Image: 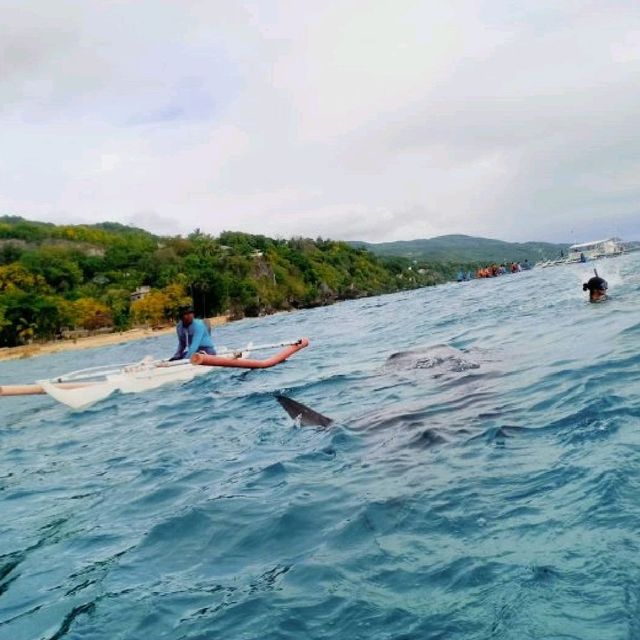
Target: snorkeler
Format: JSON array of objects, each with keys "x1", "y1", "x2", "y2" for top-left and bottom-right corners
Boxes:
[{"x1": 583, "y1": 270, "x2": 608, "y2": 302}]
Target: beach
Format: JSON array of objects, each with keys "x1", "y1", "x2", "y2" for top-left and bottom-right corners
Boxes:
[{"x1": 0, "y1": 316, "x2": 230, "y2": 362}]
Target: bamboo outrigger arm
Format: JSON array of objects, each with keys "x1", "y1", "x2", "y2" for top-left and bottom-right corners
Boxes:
[{"x1": 0, "y1": 382, "x2": 97, "y2": 397}]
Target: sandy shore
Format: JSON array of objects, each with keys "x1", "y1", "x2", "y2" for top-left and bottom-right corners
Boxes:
[{"x1": 0, "y1": 316, "x2": 230, "y2": 362}]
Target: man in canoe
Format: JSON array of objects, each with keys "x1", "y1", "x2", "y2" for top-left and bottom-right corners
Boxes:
[{"x1": 169, "y1": 305, "x2": 216, "y2": 361}]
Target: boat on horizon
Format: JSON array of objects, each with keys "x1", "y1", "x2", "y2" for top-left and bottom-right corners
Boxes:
[{"x1": 538, "y1": 237, "x2": 626, "y2": 268}]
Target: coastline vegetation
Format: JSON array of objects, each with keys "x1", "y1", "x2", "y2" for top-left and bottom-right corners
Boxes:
[{"x1": 0, "y1": 216, "x2": 474, "y2": 347}]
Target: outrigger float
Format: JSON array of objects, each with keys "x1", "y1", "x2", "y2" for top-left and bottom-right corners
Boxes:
[{"x1": 0, "y1": 338, "x2": 309, "y2": 410}]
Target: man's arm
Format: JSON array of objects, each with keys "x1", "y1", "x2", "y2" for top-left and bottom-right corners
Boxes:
[{"x1": 170, "y1": 325, "x2": 187, "y2": 360}]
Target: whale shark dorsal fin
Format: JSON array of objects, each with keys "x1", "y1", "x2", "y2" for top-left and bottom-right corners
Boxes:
[{"x1": 275, "y1": 394, "x2": 333, "y2": 428}]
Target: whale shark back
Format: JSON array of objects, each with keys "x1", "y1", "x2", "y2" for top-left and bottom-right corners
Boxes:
[{"x1": 384, "y1": 344, "x2": 480, "y2": 374}]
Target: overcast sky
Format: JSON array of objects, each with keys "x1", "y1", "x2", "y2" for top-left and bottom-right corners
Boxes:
[{"x1": 1, "y1": 1, "x2": 639, "y2": 243}]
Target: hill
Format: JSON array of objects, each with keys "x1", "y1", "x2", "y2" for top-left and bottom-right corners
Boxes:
[
  {"x1": 0, "y1": 216, "x2": 455, "y2": 347},
  {"x1": 349, "y1": 234, "x2": 568, "y2": 264}
]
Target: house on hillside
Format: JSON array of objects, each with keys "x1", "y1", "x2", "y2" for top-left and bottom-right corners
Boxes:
[{"x1": 130, "y1": 286, "x2": 151, "y2": 302}]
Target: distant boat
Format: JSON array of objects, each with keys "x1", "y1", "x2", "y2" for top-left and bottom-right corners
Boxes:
[
  {"x1": 568, "y1": 237, "x2": 625, "y2": 261},
  {"x1": 538, "y1": 237, "x2": 625, "y2": 268}
]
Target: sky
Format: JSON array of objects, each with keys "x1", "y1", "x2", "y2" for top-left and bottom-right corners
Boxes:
[{"x1": 1, "y1": 0, "x2": 639, "y2": 243}]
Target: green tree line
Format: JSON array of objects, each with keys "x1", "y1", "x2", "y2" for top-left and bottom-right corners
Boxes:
[{"x1": 0, "y1": 216, "x2": 472, "y2": 347}]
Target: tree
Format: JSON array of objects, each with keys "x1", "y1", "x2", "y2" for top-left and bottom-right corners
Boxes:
[
  {"x1": 184, "y1": 254, "x2": 228, "y2": 317},
  {"x1": 104, "y1": 288, "x2": 131, "y2": 330},
  {"x1": 0, "y1": 264, "x2": 49, "y2": 293},
  {"x1": 162, "y1": 282, "x2": 191, "y2": 318},
  {"x1": 0, "y1": 304, "x2": 10, "y2": 335},
  {"x1": 19, "y1": 247, "x2": 83, "y2": 292},
  {"x1": 0, "y1": 242, "x2": 24, "y2": 265},
  {"x1": 0, "y1": 292, "x2": 71, "y2": 346},
  {"x1": 131, "y1": 290, "x2": 170, "y2": 326},
  {"x1": 73, "y1": 298, "x2": 112, "y2": 331},
  {"x1": 227, "y1": 277, "x2": 259, "y2": 317}
]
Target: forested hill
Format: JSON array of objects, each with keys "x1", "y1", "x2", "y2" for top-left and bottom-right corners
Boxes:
[
  {"x1": 0, "y1": 216, "x2": 465, "y2": 347},
  {"x1": 350, "y1": 234, "x2": 568, "y2": 263}
]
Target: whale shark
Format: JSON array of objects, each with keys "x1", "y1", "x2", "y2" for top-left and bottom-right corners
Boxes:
[
  {"x1": 276, "y1": 344, "x2": 496, "y2": 431},
  {"x1": 382, "y1": 343, "x2": 481, "y2": 377}
]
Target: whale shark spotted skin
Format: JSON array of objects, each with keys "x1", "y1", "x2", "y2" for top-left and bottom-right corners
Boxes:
[{"x1": 383, "y1": 344, "x2": 481, "y2": 376}]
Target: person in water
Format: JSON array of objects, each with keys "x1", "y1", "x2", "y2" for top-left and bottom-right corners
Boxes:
[
  {"x1": 583, "y1": 275, "x2": 608, "y2": 302},
  {"x1": 169, "y1": 305, "x2": 216, "y2": 360}
]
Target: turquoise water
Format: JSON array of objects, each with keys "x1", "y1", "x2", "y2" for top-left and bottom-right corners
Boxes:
[{"x1": 2, "y1": 255, "x2": 640, "y2": 640}]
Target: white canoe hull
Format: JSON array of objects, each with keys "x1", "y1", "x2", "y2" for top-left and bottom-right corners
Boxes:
[{"x1": 38, "y1": 361, "x2": 214, "y2": 410}]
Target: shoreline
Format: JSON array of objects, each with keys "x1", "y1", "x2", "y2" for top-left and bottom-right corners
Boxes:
[
  {"x1": 0, "y1": 279, "x2": 459, "y2": 364},
  {"x1": 0, "y1": 316, "x2": 230, "y2": 362}
]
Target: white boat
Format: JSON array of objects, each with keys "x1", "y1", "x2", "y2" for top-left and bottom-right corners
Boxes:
[
  {"x1": 0, "y1": 339, "x2": 309, "y2": 410},
  {"x1": 537, "y1": 237, "x2": 626, "y2": 268},
  {"x1": 568, "y1": 237, "x2": 625, "y2": 261}
]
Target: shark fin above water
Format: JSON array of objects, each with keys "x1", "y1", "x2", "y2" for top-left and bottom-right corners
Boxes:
[{"x1": 275, "y1": 394, "x2": 334, "y2": 427}]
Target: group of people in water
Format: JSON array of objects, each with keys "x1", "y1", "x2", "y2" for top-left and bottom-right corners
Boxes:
[
  {"x1": 457, "y1": 259, "x2": 532, "y2": 282},
  {"x1": 475, "y1": 259, "x2": 533, "y2": 279}
]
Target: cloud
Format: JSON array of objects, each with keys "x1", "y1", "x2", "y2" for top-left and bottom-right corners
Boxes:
[{"x1": 1, "y1": 0, "x2": 639, "y2": 242}]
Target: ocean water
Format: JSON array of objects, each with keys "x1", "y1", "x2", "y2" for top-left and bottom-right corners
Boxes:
[{"x1": 2, "y1": 255, "x2": 640, "y2": 640}]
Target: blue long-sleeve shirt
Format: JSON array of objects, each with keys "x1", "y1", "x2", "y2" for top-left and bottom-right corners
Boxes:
[{"x1": 172, "y1": 319, "x2": 215, "y2": 360}]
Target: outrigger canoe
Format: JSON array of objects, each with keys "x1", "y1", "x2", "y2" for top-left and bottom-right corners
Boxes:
[{"x1": 0, "y1": 338, "x2": 309, "y2": 410}]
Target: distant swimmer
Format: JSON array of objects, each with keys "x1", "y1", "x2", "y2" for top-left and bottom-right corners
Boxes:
[
  {"x1": 169, "y1": 305, "x2": 216, "y2": 361},
  {"x1": 583, "y1": 270, "x2": 608, "y2": 303}
]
